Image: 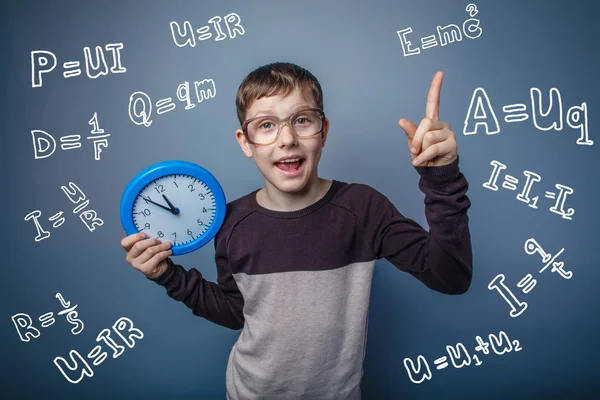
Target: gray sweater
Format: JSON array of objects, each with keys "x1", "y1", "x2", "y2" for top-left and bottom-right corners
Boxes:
[{"x1": 151, "y1": 156, "x2": 473, "y2": 399}]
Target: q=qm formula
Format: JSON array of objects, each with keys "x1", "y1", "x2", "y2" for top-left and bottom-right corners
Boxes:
[{"x1": 128, "y1": 78, "x2": 216, "y2": 127}]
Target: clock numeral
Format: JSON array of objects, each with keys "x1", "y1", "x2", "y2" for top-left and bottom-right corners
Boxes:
[
  {"x1": 157, "y1": 231, "x2": 164, "y2": 238},
  {"x1": 198, "y1": 193, "x2": 205, "y2": 200},
  {"x1": 202, "y1": 207, "x2": 208, "y2": 213},
  {"x1": 172, "y1": 232, "x2": 177, "y2": 243},
  {"x1": 187, "y1": 229, "x2": 193, "y2": 237},
  {"x1": 143, "y1": 196, "x2": 152, "y2": 204},
  {"x1": 154, "y1": 184, "x2": 165, "y2": 195},
  {"x1": 188, "y1": 184, "x2": 195, "y2": 192},
  {"x1": 173, "y1": 181, "x2": 179, "y2": 188},
  {"x1": 144, "y1": 223, "x2": 150, "y2": 230},
  {"x1": 138, "y1": 209, "x2": 151, "y2": 217},
  {"x1": 197, "y1": 219, "x2": 204, "y2": 226}
]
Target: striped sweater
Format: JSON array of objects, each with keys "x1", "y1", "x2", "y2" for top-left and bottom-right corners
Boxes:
[{"x1": 151, "y1": 155, "x2": 473, "y2": 399}]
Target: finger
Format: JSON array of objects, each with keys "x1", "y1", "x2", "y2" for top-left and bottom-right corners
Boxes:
[
  {"x1": 399, "y1": 118, "x2": 418, "y2": 139},
  {"x1": 426, "y1": 71, "x2": 444, "y2": 120},
  {"x1": 132, "y1": 240, "x2": 172, "y2": 268},
  {"x1": 128, "y1": 237, "x2": 161, "y2": 261},
  {"x1": 421, "y1": 129, "x2": 452, "y2": 152},
  {"x1": 399, "y1": 118, "x2": 419, "y2": 155},
  {"x1": 121, "y1": 232, "x2": 146, "y2": 252},
  {"x1": 140, "y1": 249, "x2": 172, "y2": 275},
  {"x1": 412, "y1": 139, "x2": 453, "y2": 166},
  {"x1": 411, "y1": 118, "x2": 445, "y2": 154}
]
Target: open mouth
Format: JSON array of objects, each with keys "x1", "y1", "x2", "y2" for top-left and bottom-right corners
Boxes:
[{"x1": 274, "y1": 158, "x2": 305, "y2": 172}]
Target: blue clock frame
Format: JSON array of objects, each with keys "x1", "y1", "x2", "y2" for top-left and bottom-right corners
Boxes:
[{"x1": 120, "y1": 160, "x2": 227, "y2": 255}]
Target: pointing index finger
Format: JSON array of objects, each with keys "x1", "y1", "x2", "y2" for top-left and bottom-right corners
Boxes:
[{"x1": 426, "y1": 71, "x2": 444, "y2": 120}]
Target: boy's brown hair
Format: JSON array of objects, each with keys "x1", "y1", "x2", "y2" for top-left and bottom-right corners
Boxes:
[{"x1": 235, "y1": 62, "x2": 324, "y2": 126}]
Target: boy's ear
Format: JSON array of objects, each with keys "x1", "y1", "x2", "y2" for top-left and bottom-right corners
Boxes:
[
  {"x1": 235, "y1": 129, "x2": 254, "y2": 158},
  {"x1": 321, "y1": 118, "x2": 330, "y2": 148}
]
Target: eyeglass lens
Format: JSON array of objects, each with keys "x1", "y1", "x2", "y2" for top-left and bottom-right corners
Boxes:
[{"x1": 247, "y1": 110, "x2": 322, "y2": 144}]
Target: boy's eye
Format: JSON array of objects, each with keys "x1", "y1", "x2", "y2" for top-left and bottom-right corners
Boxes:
[
  {"x1": 294, "y1": 117, "x2": 310, "y2": 125},
  {"x1": 259, "y1": 122, "x2": 274, "y2": 129}
]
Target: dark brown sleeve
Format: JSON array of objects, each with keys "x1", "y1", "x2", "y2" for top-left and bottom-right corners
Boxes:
[
  {"x1": 361, "y1": 155, "x2": 473, "y2": 294},
  {"x1": 149, "y1": 228, "x2": 245, "y2": 330}
]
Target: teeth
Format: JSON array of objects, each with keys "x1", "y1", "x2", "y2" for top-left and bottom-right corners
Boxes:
[{"x1": 278, "y1": 158, "x2": 301, "y2": 163}]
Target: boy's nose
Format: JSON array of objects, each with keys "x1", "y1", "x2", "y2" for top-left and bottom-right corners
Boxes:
[{"x1": 277, "y1": 124, "x2": 298, "y2": 145}]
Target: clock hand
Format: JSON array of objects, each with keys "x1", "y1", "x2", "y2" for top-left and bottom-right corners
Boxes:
[
  {"x1": 141, "y1": 196, "x2": 175, "y2": 214},
  {"x1": 162, "y1": 194, "x2": 180, "y2": 215}
]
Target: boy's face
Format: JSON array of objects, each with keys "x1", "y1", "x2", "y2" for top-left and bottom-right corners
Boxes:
[{"x1": 235, "y1": 86, "x2": 329, "y2": 195}]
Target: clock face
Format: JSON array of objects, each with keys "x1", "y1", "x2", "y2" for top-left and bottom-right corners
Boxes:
[{"x1": 132, "y1": 174, "x2": 216, "y2": 246}]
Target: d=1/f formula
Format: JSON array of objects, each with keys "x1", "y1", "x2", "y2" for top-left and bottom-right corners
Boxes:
[{"x1": 31, "y1": 112, "x2": 110, "y2": 161}]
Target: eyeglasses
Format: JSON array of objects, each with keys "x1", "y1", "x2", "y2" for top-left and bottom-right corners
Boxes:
[{"x1": 242, "y1": 108, "x2": 325, "y2": 145}]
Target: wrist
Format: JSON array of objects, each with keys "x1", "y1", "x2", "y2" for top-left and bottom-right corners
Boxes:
[{"x1": 147, "y1": 259, "x2": 171, "y2": 282}]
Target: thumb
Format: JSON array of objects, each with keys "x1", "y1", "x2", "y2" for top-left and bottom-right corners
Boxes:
[
  {"x1": 399, "y1": 118, "x2": 418, "y2": 156},
  {"x1": 399, "y1": 118, "x2": 418, "y2": 139}
]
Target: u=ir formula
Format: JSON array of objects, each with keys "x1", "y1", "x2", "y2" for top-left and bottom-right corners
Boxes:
[
  {"x1": 31, "y1": 112, "x2": 110, "y2": 161},
  {"x1": 170, "y1": 13, "x2": 245, "y2": 48}
]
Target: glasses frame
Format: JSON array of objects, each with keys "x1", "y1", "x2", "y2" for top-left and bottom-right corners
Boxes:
[{"x1": 241, "y1": 108, "x2": 326, "y2": 146}]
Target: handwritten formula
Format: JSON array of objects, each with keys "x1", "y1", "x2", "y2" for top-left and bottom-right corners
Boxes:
[
  {"x1": 170, "y1": 13, "x2": 245, "y2": 48},
  {"x1": 24, "y1": 182, "x2": 104, "y2": 242},
  {"x1": 128, "y1": 79, "x2": 216, "y2": 127},
  {"x1": 54, "y1": 317, "x2": 143, "y2": 384},
  {"x1": 12, "y1": 293, "x2": 84, "y2": 341},
  {"x1": 397, "y1": 3, "x2": 482, "y2": 57},
  {"x1": 31, "y1": 43, "x2": 126, "y2": 88},
  {"x1": 403, "y1": 330, "x2": 522, "y2": 384},
  {"x1": 11, "y1": 293, "x2": 143, "y2": 384},
  {"x1": 489, "y1": 237, "x2": 572, "y2": 318},
  {"x1": 31, "y1": 112, "x2": 110, "y2": 161},
  {"x1": 464, "y1": 87, "x2": 592, "y2": 146},
  {"x1": 483, "y1": 159, "x2": 575, "y2": 220}
]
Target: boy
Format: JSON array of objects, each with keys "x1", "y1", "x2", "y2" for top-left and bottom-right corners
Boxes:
[{"x1": 121, "y1": 62, "x2": 472, "y2": 399}]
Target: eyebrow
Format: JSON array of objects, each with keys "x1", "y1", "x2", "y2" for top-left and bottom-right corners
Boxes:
[{"x1": 250, "y1": 104, "x2": 313, "y2": 119}]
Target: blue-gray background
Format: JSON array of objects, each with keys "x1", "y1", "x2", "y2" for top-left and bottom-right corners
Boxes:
[{"x1": 3, "y1": 0, "x2": 599, "y2": 398}]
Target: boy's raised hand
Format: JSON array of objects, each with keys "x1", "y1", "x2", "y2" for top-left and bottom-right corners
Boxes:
[
  {"x1": 398, "y1": 71, "x2": 458, "y2": 167},
  {"x1": 121, "y1": 232, "x2": 172, "y2": 279}
]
